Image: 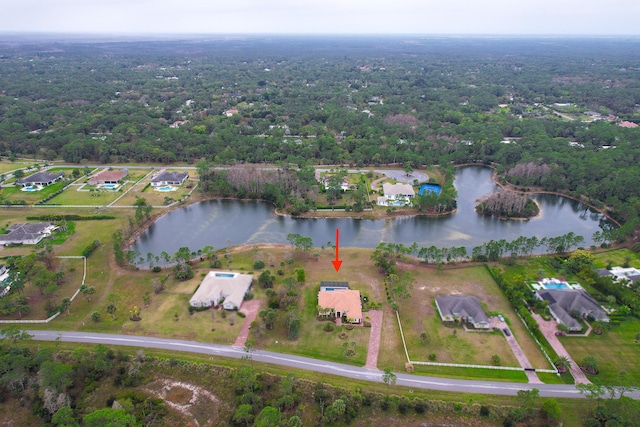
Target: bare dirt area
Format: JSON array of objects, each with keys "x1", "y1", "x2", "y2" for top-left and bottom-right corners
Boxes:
[{"x1": 145, "y1": 379, "x2": 221, "y2": 427}]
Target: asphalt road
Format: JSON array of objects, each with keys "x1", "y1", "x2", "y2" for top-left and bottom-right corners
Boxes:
[{"x1": 28, "y1": 330, "x2": 636, "y2": 399}]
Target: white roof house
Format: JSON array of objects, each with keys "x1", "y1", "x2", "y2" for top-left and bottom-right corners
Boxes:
[
  {"x1": 189, "y1": 271, "x2": 253, "y2": 310},
  {"x1": 382, "y1": 183, "x2": 415, "y2": 199}
]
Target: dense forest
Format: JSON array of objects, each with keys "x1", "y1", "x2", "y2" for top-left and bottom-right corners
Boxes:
[{"x1": 1, "y1": 36, "x2": 640, "y2": 226}]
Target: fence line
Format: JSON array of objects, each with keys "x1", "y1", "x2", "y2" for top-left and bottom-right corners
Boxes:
[
  {"x1": 0, "y1": 256, "x2": 87, "y2": 325},
  {"x1": 514, "y1": 310, "x2": 558, "y2": 373},
  {"x1": 395, "y1": 310, "x2": 411, "y2": 363}
]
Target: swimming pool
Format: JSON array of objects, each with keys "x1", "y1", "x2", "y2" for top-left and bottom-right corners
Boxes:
[
  {"x1": 157, "y1": 186, "x2": 176, "y2": 192},
  {"x1": 215, "y1": 273, "x2": 236, "y2": 278},
  {"x1": 22, "y1": 186, "x2": 39, "y2": 192},
  {"x1": 542, "y1": 280, "x2": 571, "y2": 290},
  {"x1": 418, "y1": 183, "x2": 441, "y2": 196},
  {"x1": 101, "y1": 184, "x2": 118, "y2": 190}
]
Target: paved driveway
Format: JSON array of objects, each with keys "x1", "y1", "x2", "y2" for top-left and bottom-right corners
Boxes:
[
  {"x1": 533, "y1": 313, "x2": 591, "y2": 384},
  {"x1": 491, "y1": 317, "x2": 542, "y2": 384},
  {"x1": 233, "y1": 300, "x2": 261, "y2": 348},
  {"x1": 364, "y1": 310, "x2": 383, "y2": 369}
]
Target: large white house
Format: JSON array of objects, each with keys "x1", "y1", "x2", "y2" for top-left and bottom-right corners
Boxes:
[
  {"x1": 0, "y1": 223, "x2": 57, "y2": 245},
  {"x1": 377, "y1": 182, "x2": 415, "y2": 206},
  {"x1": 189, "y1": 271, "x2": 253, "y2": 310}
]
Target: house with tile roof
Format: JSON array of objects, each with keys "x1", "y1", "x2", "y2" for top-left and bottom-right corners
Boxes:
[
  {"x1": 88, "y1": 169, "x2": 127, "y2": 185},
  {"x1": 318, "y1": 288, "x2": 362, "y2": 324},
  {"x1": 435, "y1": 295, "x2": 490, "y2": 329},
  {"x1": 535, "y1": 289, "x2": 609, "y2": 332}
]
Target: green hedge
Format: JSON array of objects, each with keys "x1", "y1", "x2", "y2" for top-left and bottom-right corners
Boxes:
[{"x1": 27, "y1": 214, "x2": 116, "y2": 221}]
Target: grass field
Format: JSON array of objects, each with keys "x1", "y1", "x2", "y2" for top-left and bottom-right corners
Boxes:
[
  {"x1": 559, "y1": 317, "x2": 640, "y2": 384},
  {"x1": 0, "y1": 179, "x2": 68, "y2": 204}
]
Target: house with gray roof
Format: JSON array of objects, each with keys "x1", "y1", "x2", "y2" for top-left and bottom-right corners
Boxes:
[
  {"x1": 16, "y1": 171, "x2": 63, "y2": 187},
  {"x1": 535, "y1": 289, "x2": 609, "y2": 332},
  {"x1": 435, "y1": 295, "x2": 490, "y2": 329},
  {"x1": 0, "y1": 223, "x2": 57, "y2": 245},
  {"x1": 151, "y1": 171, "x2": 189, "y2": 187}
]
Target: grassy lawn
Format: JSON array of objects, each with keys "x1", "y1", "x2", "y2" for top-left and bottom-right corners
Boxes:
[
  {"x1": 559, "y1": 317, "x2": 640, "y2": 384},
  {"x1": 0, "y1": 162, "x2": 36, "y2": 174},
  {"x1": 591, "y1": 248, "x2": 640, "y2": 268},
  {"x1": 44, "y1": 185, "x2": 123, "y2": 206}
]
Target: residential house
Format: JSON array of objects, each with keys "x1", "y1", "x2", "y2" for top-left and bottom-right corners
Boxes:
[
  {"x1": 16, "y1": 171, "x2": 63, "y2": 187},
  {"x1": 0, "y1": 223, "x2": 57, "y2": 245},
  {"x1": 318, "y1": 287, "x2": 362, "y2": 324},
  {"x1": 535, "y1": 289, "x2": 609, "y2": 332},
  {"x1": 189, "y1": 271, "x2": 253, "y2": 310},
  {"x1": 151, "y1": 171, "x2": 189, "y2": 187},
  {"x1": 595, "y1": 267, "x2": 640, "y2": 284},
  {"x1": 377, "y1": 182, "x2": 415, "y2": 206},
  {"x1": 88, "y1": 169, "x2": 127, "y2": 185},
  {"x1": 435, "y1": 295, "x2": 490, "y2": 329}
]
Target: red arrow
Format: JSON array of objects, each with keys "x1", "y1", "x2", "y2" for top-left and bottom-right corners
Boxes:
[{"x1": 332, "y1": 228, "x2": 343, "y2": 272}]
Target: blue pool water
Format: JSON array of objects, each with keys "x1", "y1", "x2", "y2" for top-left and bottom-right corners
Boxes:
[
  {"x1": 418, "y1": 184, "x2": 442, "y2": 196},
  {"x1": 543, "y1": 281, "x2": 570, "y2": 290},
  {"x1": 157, "y1": 186, "x2": 175, "y2": 192},
  {"x1": 102, "y1": 184, "x2": 118, "y2": 189},
  {"x1": 23, "y1": 186, "x2": 39, "y2": 192},
  {"x1": 215, "y1": 273, "x2": 235, "y2": 278}
]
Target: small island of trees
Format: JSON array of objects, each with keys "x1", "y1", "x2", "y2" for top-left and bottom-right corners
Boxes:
[{"x1": 476, "y1": 190, "x2": 540, "y2": 219}]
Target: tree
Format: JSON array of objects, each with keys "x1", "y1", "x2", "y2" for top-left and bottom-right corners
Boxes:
[
  {"x1": 258, "y1": 270, "x2": 275, "y2": 289},
  {"x1": 403, "y1": 161, "x2": 413, "y2": 176},
  {"x1": 83, "y1": 408, "x2": 141, "y2": 427},
  {"x1": 542, "y1": 398, "x2": 562, "y2": 421},
  {"x1": 39, "y1": 360, "x2": 74, "y2": 393},
  {"x1": 0, "y1": 325, "x2": 33, "y2": 345},
  {"x1": 382, "y1": 367, "x2": 397, "y2": 396},
  {"x1": 232, "y1": 404, "x2": 254, "y2": 427},
  {"x1": 90, "y1": 311, "x2": 101, "y2": 322},
  {"x1": 51, "y1": 406, "x2": 79, "y2": 427},
  {"x1": 106, "y1": 303, "x2": 117, "y2": 320},
  {"x1": 254, "y1": 406, "x2": 281, "y2": 427},
  {"x1": 554, "y1": 356, "x2": 571, "y2": 373},
  {"x1": 581, "y1": 355, "x2": 599, "y2": 374}
]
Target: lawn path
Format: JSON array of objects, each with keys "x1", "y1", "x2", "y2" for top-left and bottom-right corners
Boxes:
[
  {"x1": 364, "y1": 310, "x2": 383, "y2": 369},
  {"x1": 233, "y1": 300, "x2": 261, "y2": 348}
]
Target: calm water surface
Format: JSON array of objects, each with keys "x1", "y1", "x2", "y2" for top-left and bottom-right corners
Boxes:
[{"x1": 131, "y1": 166, "x2": 610, "y2": 256}]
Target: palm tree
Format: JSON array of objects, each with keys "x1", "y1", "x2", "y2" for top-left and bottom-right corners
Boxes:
[
  {"x1": 554, "y1": 356, "x2": 571, "y2": 373},
  {"x1": 382, "y1": 367, "x2": 397, "y2": 396},
  {"x1": 581, "y1": 355, "x2": 598, "y2": 374},
  {"x1": 591, "y1": 320, "x2": 609, "y2": 335}
]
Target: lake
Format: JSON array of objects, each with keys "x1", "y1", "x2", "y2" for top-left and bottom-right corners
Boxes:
[{"x1": 131, "y1": 166, "x2": 610, "y2": 256}]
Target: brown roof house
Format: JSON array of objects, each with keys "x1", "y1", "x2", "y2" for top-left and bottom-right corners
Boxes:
[
  {"x1": 88, "y1": 169, "x2": 127, "y2": 185},
  {"x1": 435, "y1": 295, "x2": 490, "y2": 329},
  {"x1": 318, "y1": 286, "x2": 362, "y2": 324}
]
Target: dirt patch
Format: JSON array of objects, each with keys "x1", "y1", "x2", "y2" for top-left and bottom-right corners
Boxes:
[{"x1": 145, "y1": 379, "x2": 221, "y2": 427}]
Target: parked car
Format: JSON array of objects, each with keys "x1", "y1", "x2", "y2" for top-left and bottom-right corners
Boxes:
[
  {"x1": 503, "y1": 328, "x2": 511, "y2": 336},
  {"x1": 498, "y1": 315, "x2": 505, "y2": 322}
]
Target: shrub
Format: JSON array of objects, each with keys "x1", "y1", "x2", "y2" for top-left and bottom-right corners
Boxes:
[
  {"x1": 152, "y1": 266, "x2": 162, "y2": 272},
  {"x1": 428, "y1": 353, "x2": 436, "y2": 361},
  {"x1": 323, "y1": 322, "x2": 335, "y2": 332},
  {"x1": 363, "y1": 321, "x2": 371, "y2": 327},
  {"x1": 237, "y1": 311, "x2": 246, "y2": 318},
  {"x1": 253, "y1": 260, "x2": 265, "y2": 269},
  {"x1": 480, "y1": 405, "x2": 490, "y2": 417}
]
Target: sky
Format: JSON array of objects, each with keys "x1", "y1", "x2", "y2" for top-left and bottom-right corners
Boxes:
[{"x1": 3, "y1": 0, "x2": 640, "y2": 36}]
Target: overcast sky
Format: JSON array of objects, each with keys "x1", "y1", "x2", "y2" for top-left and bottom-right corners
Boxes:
[{"x1": 3, "y1": 0, "x2": 640, "y2": 36}]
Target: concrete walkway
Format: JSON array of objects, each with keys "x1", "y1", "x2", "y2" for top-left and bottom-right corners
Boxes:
[
  {"x1": 364, "y1": 310, "x2": 383, "y2": 369},
  {"x1": 233, "y1": 300, "x2": 261, "y2": 348},
  {"x1": 533, "y1": 313, "x2": 591, "y2": 384},
  {"x1": 491, "y1": 318, "x2": 542, "y2": 384}
]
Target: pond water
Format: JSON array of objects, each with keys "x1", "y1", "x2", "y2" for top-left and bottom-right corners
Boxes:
[{"x1": 131, "y1": 166, "x2": 611, "y2": 257}]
